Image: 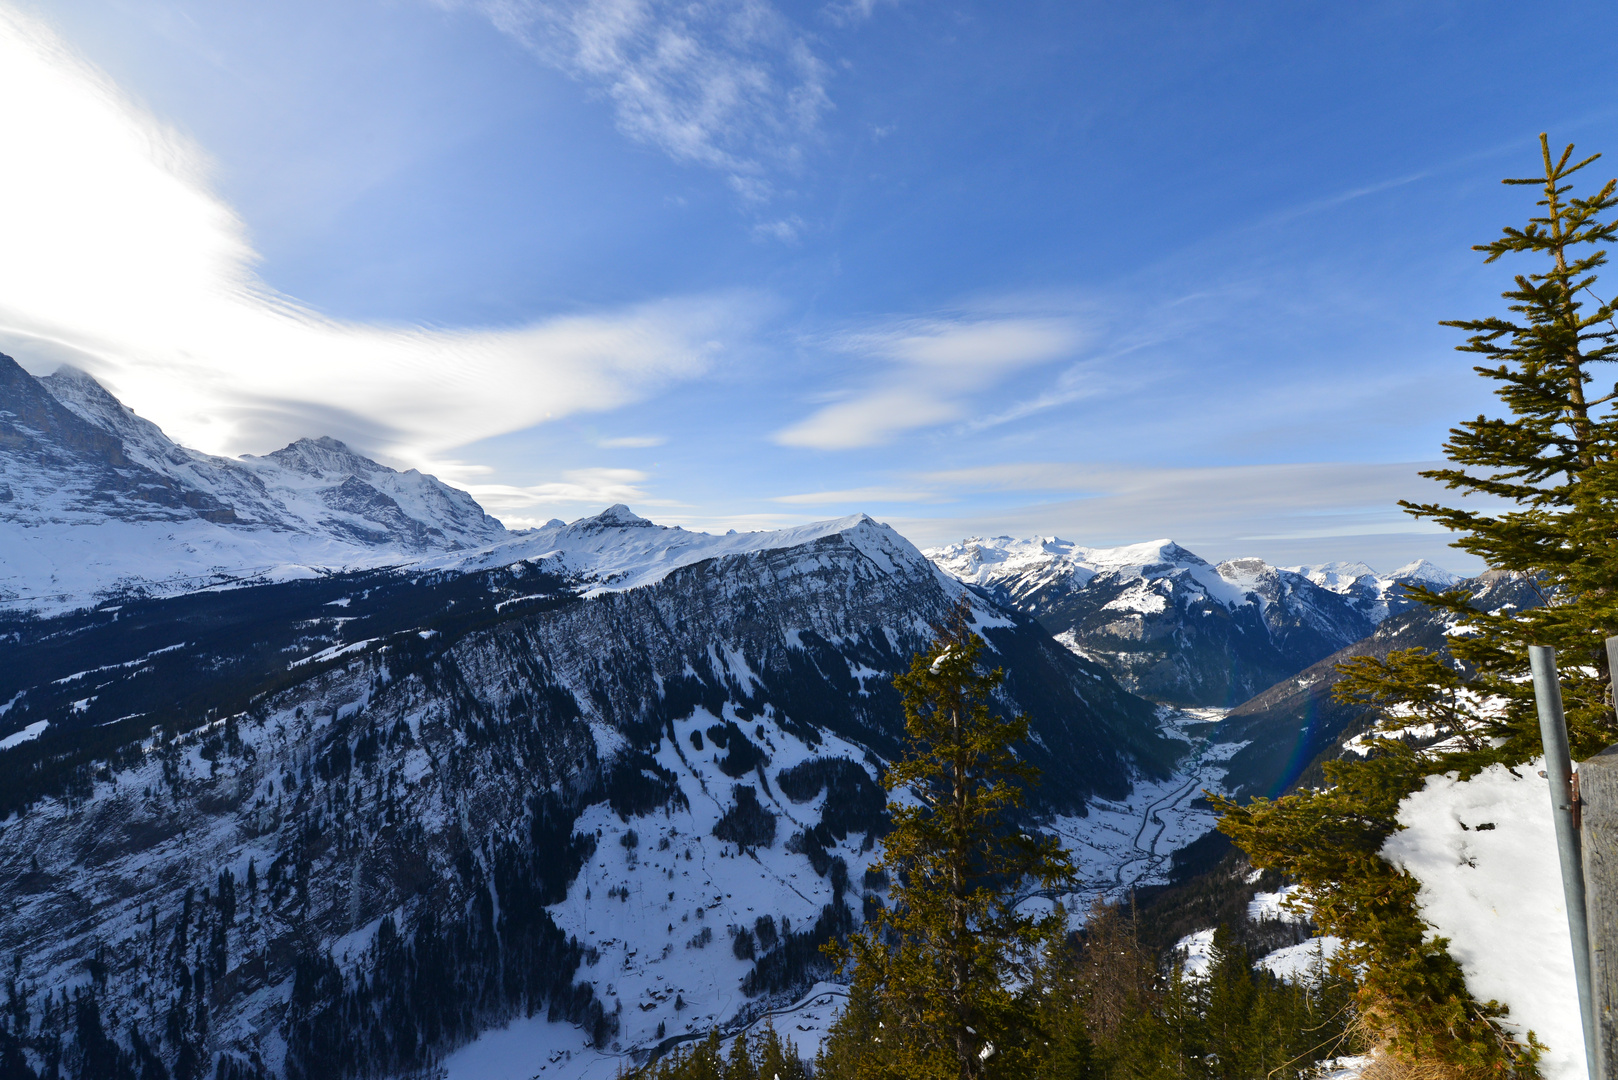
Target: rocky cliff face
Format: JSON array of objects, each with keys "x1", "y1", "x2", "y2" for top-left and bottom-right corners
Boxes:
[{"x1": 0, "y1": 511, "x2": 1173, "y2": 1080}]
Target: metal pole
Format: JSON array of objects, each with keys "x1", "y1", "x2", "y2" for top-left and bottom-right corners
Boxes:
[{"x1": 1529, "y1": 645, "x2": 1598, "y2": 1080}]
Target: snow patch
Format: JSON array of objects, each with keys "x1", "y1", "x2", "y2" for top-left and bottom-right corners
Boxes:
[
  {"x1": 1175, "y1": 928, "x2": 1216, "y2": 979},
  {"x1": 1256, "y1": 937, "x2": 1341, "y2": 984},
  {"x1": 1247, "y1": 885, "x2": 1308, "y2": 924},
  {"x1": 0, "y1": 719, "x2": 48, "y2": 751},
  {"x1": 289, "y1": 638, "x2": 378, "y2": 669},
  {"x1": 1381, "y1": 760, "x2": 1585, "y2": 1079}
]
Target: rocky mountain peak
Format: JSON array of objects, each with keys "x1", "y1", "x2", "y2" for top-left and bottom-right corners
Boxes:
[
  {"x1": 0, "y1": 352, "x2": 128, "y2": 469},
  {"x1": 1389, "y1": 558, "x2": 1460, "y2": 588},
  {"x1": 576, "y1": 503, "x2": 656, "y2": 529},
  {"x1": 261, "y1": 435, "x2": 381, "y2": 477},
  {"x1": 0, "y1": 362, "x2": 509, "y2": 613}
]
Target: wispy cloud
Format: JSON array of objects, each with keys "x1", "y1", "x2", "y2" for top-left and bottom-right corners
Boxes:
[
  {"x1": 465, "y1": 0, "x2": 831, "y2": 195},
  {"x1": 598, "y1": 434, "x2": 667, "y2": 448},
  {"x1": 0, "y1": 5, "x2": 748, "y2": 468},
  {"x1": 774, "y1": 314, "x2": 1084, "y2": 449},
  {"x1": 771, "y1": 485, "x2": 940, "y2": 505},
  {"x1": 752, "y1": 214, "x2": 806, "y2": 243},
  {"x1": 468, "y1": 466, "x2": 665, "y2": 515},
  {"x1": 823, "y1": 0, "x2": 897, "y2": 27}
]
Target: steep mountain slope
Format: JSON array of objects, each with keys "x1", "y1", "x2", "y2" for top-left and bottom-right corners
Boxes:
[
  {"x1": 0, "y1": 354, "x2": 507, "y2": 613},
  {"x1": 1213, "y1": 570, "x2": 1543, "y2": 800},
  {"x1": 927, "y1": 536, "x2": 1445, "y2": 707},
  {"x1": 0, "y1": 509, "x2": 1176, "y2": 1080}
]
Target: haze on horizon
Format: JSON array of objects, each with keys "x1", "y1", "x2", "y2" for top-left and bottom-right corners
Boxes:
[{"x1": 4, "y1": 0, "x2": 1615, "y2": 571}]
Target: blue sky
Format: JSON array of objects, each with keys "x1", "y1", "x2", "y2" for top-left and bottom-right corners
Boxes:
[{"x1": 4, "y1": 0, "x2": 1617, "y2": 569}]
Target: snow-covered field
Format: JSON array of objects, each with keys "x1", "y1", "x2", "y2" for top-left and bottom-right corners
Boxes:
[{"x1": 437, "y1": 702, "x2": 884, "y2": 1080}]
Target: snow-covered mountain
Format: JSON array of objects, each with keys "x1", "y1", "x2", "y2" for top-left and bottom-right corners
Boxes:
[
  {"x1": 0, "y1": 507, "x2": 1178, "y2": 1080},
  {"x1": 1286, "y1": 557, "x2": 1460, "y2": 623},
  {"x1": 926, "y1": 535, "x2": 1455, "y2": 708},
  {"x1": 0, "y1": 353, "x2": 507, "y2": 613}
]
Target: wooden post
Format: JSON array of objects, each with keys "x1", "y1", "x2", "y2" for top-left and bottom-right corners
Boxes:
[
  {"x1": 1588, "y1": 633, "x2": 1618, "y2": 1079},
  {"x1": 1581, "y1": 740, "x2": 1618, "y2": 1080}
]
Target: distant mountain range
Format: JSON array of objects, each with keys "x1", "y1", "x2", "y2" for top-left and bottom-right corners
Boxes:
[
  {"x1": 926, "y1": 535, "x2": 1458, "y2": 707},
  {"x1": 0, "y1": 352, "x2": 506, "y2": 612},
  {"x1": 1210, "y1": 568, "x2": 1541, "y2": 800}
]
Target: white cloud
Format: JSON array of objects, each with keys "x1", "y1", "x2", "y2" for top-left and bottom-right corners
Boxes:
[
  {"x1": 466, "y1": 0, "x2": 830, "y2": 193},
  {"x1": 751, "y1": 214, "x2": 805, "y2": 243},
  {"x1": 774, "y1": 315, "x2": 1084, "y2": 449},
  {"x1": 597, "y1": 434, "x2": 667, "y2": 448},
  {"x1": 824, "y1": 0, "x2": 898, "y2": 26},
  {"x1": 467, "y1": 466, "x2": 673, "y2": 521},
  {"x1": 0, "y1": 5, "x2": 746, "y2": 467}
]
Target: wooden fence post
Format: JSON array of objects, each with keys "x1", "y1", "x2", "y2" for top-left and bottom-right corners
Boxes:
[
  {"x1": 1586, "y1": 633, "x2": 1618, "y2": 1079},
  {"x1": 1581, "y1": 740, "x2": 1617, "y2": 1080}
]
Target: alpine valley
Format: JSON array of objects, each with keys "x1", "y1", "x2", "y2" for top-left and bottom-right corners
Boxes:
[{"x1": 0, "y1": 358, "x2": 1478, "y2": 1080}]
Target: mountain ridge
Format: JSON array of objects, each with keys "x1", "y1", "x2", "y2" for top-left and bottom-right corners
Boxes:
[
  {"x1": 0, "y1": 355, "x2": 508, "y2": 613},
  {"x1": 926, "y1": 534, "x2": 1458, "y2": 707}
]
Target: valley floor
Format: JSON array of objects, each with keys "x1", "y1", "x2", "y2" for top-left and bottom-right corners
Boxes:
[{"x1": 1043, "y1": 707, "x2": 1240, "y2": 910}]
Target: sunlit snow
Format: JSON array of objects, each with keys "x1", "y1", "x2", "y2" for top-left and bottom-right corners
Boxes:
[{"x1": 1382, "y1": 760, "x2": 1585, "y2": 1080}]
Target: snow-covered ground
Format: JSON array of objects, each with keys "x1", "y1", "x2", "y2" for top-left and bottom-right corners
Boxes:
[
  {"x1": 1177, "y1": 929, "x2": 1219, "y2": 980},
  {"x1": 0, "y1": 718, "x2": 47, "y2": 750},
  {"x1": 1382, "y1": 759, "x2": 1586, "y2": 1080},
  {"x1": 440, "y1": 706, "x2": 1242, "y2": 1080},
  {"x1": 1044, "y1": 707, "x2": 1241, "y2": 911},
  {"x1": 1170, "y1": 754, "x2": 1584, "y2": 1078},
  {"x1": 1257, "y1": 937, "x2": 1341, "y2": 983},
  {"x1": 438, "y1": 702, "x2": 881, "y2": 1080},
  {"x1": 1173, "y1": 926, "x2": 1340, "y2": 986}
]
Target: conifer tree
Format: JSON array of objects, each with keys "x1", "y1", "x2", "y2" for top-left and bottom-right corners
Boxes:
[
  {"x1": 635, "y1": 1025, "x2": 807, "y2": 1080},
  {"x1": 819, "y1": 599, "x2": 1075, "y2": 1080},
  {"x1": 1214, "y1": 133, "x2": 1618, "y2": 1075},
  {"x1": 1389, "y1": 131, "x2": 1618, "y2": 760}
]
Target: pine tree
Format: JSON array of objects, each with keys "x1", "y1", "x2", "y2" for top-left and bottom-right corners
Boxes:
[
  {"x1": 1390, "y1": 131, "x2": 1618, "y2": 760},
  {"x1": 819, "y1": 600, "x2": 1075, "y2": 1080},
  {"x1": 752, "y1": 1023, "x2": 810, "y2": 1080},
  {"x1": 1201, "y1": 927, "x2": 1255, "y2": 1080},
  {"x1": 1068, "y1": 898, "x2": 1154, "y2": 1045},
  {"x1": 1212, "y1": 134, "x2": 1618, "y2": 1076},
  {"x1": 634, "y1": 1026, "x2": 806, "y2": 1080}
]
